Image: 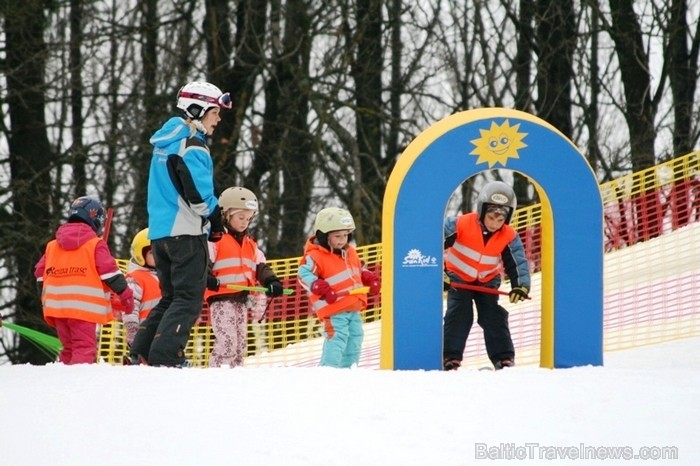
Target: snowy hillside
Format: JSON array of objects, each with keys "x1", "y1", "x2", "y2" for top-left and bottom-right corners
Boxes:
[{"x1": 1, "y1": 337, "x2": 697, "y2": 465}]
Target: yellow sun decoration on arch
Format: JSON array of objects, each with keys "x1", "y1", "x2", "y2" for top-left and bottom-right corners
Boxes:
[{"x1": 469, "y1": 119, "x2": 528, "y2": 168}]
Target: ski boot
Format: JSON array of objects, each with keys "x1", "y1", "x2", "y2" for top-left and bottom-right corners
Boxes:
[
  {"x1": 123, "y1": 353, "x2": 147, "y2": 366},
  {"x1": 443, "y1": 358, "x2": 461, "y2": 371},
  {"x1": 494, "y1": 358, "x2": 515, "y2": 370}
]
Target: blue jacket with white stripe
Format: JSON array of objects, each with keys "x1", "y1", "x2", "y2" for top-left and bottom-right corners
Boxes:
[{"x1": 147, "y1": 116, "x2": 219, "y2": 240}]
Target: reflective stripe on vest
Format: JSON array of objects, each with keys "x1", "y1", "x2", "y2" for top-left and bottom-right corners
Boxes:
[
  {"x1": 309, "y1": 264, "x2": 363, "y2": 313},
  {"x1": 444, "y1": 212, "x2": 516, "y2": 283},
  {"x1": 127, "y1": 269, "x2": 160, "y2": 320},
  {"x1": 42, "y1": 237, "x2": 112, "y2": 325},
  {"x1": 205, "y1": 234, "x2": 258, "y2": 301},
  {"x1": 300, "y1": 239, "x2": 367, "y2": 318},
  {"x1": 43, "y1": 285, "x2": 110, "y2": 312}
]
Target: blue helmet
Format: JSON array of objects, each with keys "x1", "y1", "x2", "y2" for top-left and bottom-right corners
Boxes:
[{"x1": 68, "y1": 196, "x2": 106, "y2": 235}]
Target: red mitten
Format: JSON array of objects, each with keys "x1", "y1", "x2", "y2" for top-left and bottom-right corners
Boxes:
[
  {"x1": 110, "y1": 293, "x2": 124, "y2": 319},
  {"x1": 311, "y1": 279, "x2": 337, "y2": 304},
  {"x1": 361, "y1": 270, "x2": 381, "y2": 295},
  {"x1": 119, "y1": 287, "x2": 135, "y2": 315},
  {"x1": 110, "y1": 292, "x2": 123, "y2": 311}
]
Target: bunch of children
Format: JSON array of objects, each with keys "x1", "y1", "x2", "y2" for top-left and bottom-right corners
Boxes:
[
  {"x1": 33, "y1": 80, "x2": 387, "y2": 368},
  {"x1": 32, "y1": 81, "x2": 528, "y2": 372}
]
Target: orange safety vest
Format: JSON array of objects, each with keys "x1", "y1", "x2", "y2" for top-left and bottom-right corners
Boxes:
[
  {"x1": 127, "y1": 269, "x2": 160, "y2": 320},
  {"x1": 301, "y1": 240, "x2": 367, "y2": 319},
  {"x1": 204, "y1": 234, "x2": 258, "y2": 302},
  {"x1": 41, "y1": 237, "x2": 113, "y2": 326},
  {"x1": 444, "y1": 212, "x2": 516, "y2": 283}
]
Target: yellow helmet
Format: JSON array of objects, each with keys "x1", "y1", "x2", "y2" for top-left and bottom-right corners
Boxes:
[
  {"x1": 130, "y1": 228, "x2": 151, "y2": 266},
  {"x1": 313, "y1": 207, "x2": 355, "y2": 234}
]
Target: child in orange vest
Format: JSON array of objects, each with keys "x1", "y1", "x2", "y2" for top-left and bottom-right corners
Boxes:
[
  {"x1": 298, "y1": 207, "x2": 380, "y2": 368},
  {"x1": 35, "y1": 196, "x2": 134, "y2": 364},
  {"x1": 204, "y1": 187, "x2": 283, "y2": 368},
  {"x1": 119, "y1": 228, "x2": 161, "y2": 347},
  {"x1": 443, "y1": 181, "x2": 530, "y2": 371}
]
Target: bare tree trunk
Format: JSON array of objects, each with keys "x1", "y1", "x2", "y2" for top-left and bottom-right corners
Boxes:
[
  {"x1": 584, "y1": 3, "x2": 602, "y2": 174},
  {"x1": 102, "y1": 2, "x2": 120, "y2": 249},
  {"x1": 352, "y1": 0, "x2": 384, "y2": 244},
  {"x1": 608, "y1": 0, "x2": 661, "y2": 240},
  {"x1": 131, "y1": 0, "x2": 160, "y2": 237},
  {"x1": 245, "y1": 0, "x2": 312, "y2": 259},
  {"x1": 667, "y1": 0, "x2": 699, "y2": 230},
  {"x1": 607, "y1": 0, "x2": 657, "y2": 172},
  {"x1": 535, "y1": 0, "x2": 575, "y2": 138},
  {"x1": 514, "y1": 0, "x2": 535, "y2": 114},
  {"x1": 386, "y1": 0, "x2": 403, "y2": 164},
  {"x1": 277, "y1": 0, "x2": 313, "y2": 258},
  {"x1": 203, "y1": 0, "x2": 234, "y2": 191},
  {"x1": 668, "y1": 0, "x2": 699, "y2": 157},
  {"x1": 70, "y1": 0, "x2": 86, "y2": 197},
  {"x1": 3, "y1": 0, "x2": 56, "y2": 364},
  {"x1": 216, "y1": 0, "x2": 268, "y2": 191},
  {"x1": 513, "y1": 0, "x2": 536, "y2": 205}
]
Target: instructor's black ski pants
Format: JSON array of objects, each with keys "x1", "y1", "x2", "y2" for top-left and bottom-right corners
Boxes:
[{"x1": 131, "y1": 234, "x2": 208, "y2": 366}]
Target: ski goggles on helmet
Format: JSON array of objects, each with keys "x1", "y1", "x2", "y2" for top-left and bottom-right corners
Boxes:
[{"x1": 179, "y1": 91, "x2": 233, "y2": 109}]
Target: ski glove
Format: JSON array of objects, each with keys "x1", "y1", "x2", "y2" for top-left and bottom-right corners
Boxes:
[
  {"x1": 110, "y1": 293, "x2": 124, "y2": 318},
  {"x1": 311, "y1": 279, "x2": 337, "y2": 304},
  {"x1": 509, "y1": 286, "x2": 529, "y2": 303},
  {"x1": 361, "y1": 270, "x2": 381, "y2": 295},
  {"x1": 206, "y1": 275, "x2": 220, "y2": 292},
  {"x1": 265, "y1": 279, "x2": 284, "y2": 298},
  {"x1": 208, "y1": 206, "x2": 225, "y2": 242},
  {"x1": 443, "y1": 271, "x2": 451, "y2": 292},
  {"x1": 118, "y1": 287, "x2": 135, "y2": 315}
]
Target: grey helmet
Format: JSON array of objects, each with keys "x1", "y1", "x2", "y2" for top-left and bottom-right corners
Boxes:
[{"x1": 475, "y1": 181, "x2": 517, "y2": 224}]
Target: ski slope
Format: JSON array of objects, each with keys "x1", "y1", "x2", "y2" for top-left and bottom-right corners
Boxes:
[{"x1": 1, "y1": 336, "x2": 697, "y2": 465}]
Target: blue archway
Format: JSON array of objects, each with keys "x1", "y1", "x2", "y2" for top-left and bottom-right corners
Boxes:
[{"x1": 380, "y1": 108, "x2": 603, "y2": 370}]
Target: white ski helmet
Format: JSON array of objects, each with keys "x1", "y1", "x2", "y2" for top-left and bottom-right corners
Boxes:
[
  {"x1": 313, "y1": 207, "x2": 356, "y2": 234},
  {"x1": 476, "y1": 181, "x2": 517, "y2": 224},
  {"x1": 176, "y1": 81, "x2": 232, "y2": 119},
  {"x1": 219, "y1": 187, "x2": 259, "y2": 215}
]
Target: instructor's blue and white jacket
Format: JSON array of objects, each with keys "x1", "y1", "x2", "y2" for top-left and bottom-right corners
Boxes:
[{"x1": 147, "y1": 116, "x2": 219, "y2": 241}]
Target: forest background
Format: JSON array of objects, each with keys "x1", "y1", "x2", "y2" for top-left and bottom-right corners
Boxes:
[{"x1": 1, "y1": 0, "x2": 698, "y2": 364}]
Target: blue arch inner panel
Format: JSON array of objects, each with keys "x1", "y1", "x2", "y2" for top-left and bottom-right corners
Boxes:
[{"x1": 391, "y1": 116, "x2": 602, "y2": 370}]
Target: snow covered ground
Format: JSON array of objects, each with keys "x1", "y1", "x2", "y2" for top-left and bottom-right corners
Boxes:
[{"x1": 1, "y1": 336, "x2": 697, "y2": 465}]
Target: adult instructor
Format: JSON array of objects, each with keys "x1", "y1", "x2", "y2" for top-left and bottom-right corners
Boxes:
[{"x1": 130, "y1": 81, "x2": 231, "y2": 367}]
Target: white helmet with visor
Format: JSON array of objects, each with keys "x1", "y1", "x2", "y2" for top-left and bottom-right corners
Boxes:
[
  {"x1": 176, "y1": 81, "x2": 232, "y2": 119},
  {"x1": 476, "y1": 181, "x2": 517, "y2": 224}
]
